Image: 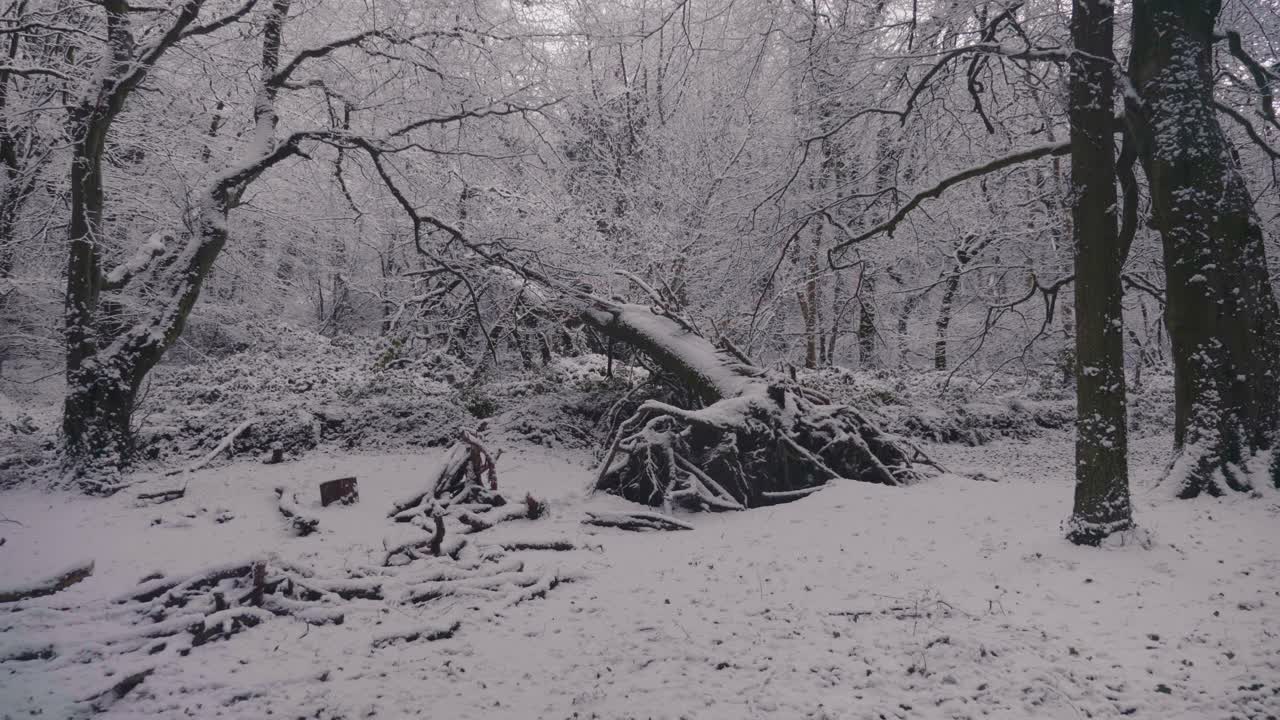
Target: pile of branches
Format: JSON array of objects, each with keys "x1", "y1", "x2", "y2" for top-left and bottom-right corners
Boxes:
[
  {"x1": 0, "y1": 431, "x2": 577, "y2": 713},
  {"x1": 0, "y1": 558, "x2": 355, "y2": 712},
  {"x1": 384, "y1": 429, "x2": 551, "y2": 564}
]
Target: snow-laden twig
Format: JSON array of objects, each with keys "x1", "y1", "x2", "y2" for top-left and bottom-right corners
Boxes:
[{"x1": 164, "y1": 418, "x2": 256, "y2": 476}]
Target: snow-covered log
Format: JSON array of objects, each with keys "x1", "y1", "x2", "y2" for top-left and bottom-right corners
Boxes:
[
  {"x1": 583, "y1": 303, "x2": 923, "y2": 509},
  {"x1": 275, "y1": 487, "x2": 320, "y2": 536},
  {"x1": 583, "y1": 510, "x2": 694, "y2": 532},
  {"x1": 0, "y1": 559, "x2": 94, "y2": 603},
  {"x1": 582, "y1": 303, "x2": 764, "y2": 403}
]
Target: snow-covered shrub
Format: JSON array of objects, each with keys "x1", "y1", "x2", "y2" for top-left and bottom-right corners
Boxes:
[
  {"x1": 889, "y1": 399, "x2": 1073, "y2": 446},
  {"x1": 799, "y1": 367, "x2": 1073, "y2": 446},
  {"x1": 493, "y1": 354, "x2": 656, "y2": 450},
  {"x1": 134, "y1": 334, "x2": 474, "y2": 466},
  {"x1": 1128, "y1": 367, "x2": 1176, "y2": 437}
]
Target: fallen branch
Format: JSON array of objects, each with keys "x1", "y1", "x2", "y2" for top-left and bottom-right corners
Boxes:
[
  {"x1": 0, "y1": 559, "x2": 94, "y2": 603},
  {"x1": 492, "y1": 539, "x2": 577, "y2": 551},
  {"x1": 137, "y1": 484, "x2": 187, "y2": 504},
  {"x1": 80, "y1": 665, "x2": 156, "y2": 712},
  {"x1": 758, "y1": 486, "x2": 826, "y2": 504},
  {"x1": 165, "y1": 418, "x2": 255, "y2": 476},
  {"x1": 390, "y1": 436, "x2": 505, "y2": 523},
  {"x1": 371, "y1": 619, "x2": 461, "y2": 648},
  {"x1": 583, "y1": 510, "x2": 693, "y2": 532},
  {"x1": 383, "y1": 529, "x2": 467, "y2": 566},
  {"x1": 456, "y1": 502, "x2": 536, "y2": 534}
]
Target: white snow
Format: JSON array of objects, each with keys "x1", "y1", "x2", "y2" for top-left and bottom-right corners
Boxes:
[
  {"x1": 0, "y1": 436, "x2": 1277, "y2": 718},
  {"x1": 612, "y1": 303, "x2": 764, "y2": 398},
  {"x1": 103, "y1": 232, "x2": 167, "y2": 286}
]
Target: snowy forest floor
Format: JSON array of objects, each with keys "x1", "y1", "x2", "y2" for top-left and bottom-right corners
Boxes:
[{"x1": 2, "y1": 430, "x2": 1278, "y2": 719}]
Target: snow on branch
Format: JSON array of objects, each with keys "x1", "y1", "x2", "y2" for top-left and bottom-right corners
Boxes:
[
  {"x1": 178, "y1": 0, "x2": 260, "y2": 40},
  {"x1": 0, "y1": 65, "x2": 70, "y2": 80},
  {"x1": 1215, "y1": 102, "x2": 1280, "y2": 159},
  {"x1": 102, "y1": 232, "x2": 169, "y2": 291},
  {"x1": 827, "y1": 142, "x2": 1070, "y2": 265},
  {"x1": 1224, "y1": 30, "x2": 1279, "y2": 127}
]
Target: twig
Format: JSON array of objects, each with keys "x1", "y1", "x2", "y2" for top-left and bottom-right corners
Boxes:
[{"x1": 164, "y1": 418, "x2": 255, "y2": 476}]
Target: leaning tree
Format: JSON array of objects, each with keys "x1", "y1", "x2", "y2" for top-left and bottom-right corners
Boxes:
[
  {"x1": 57, "y1": 0, "x2": 550, "y2": 491},
  {"x1": 425, "y1": 241, "x2": 932, "y2": 510},
  {"x1": 341, "y1": 143, "x2": 931, "y2": 511}
]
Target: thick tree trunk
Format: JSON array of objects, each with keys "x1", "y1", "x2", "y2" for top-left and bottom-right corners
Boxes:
[
  {"x1": 62, "y1": 105, "x2": 122, "y2": 478},
  {"x1": 1127, "y1": 0, "x2": 1280, "y2": 496},
  {"x1": 1065, "y1": 0, "x2": 1133, "y2": 544},
  {"x1": 61, "y1": 0, "x2": 290, "y2": 491},
  {"x1": 582, "y1": 304, "x2": 762, "y2": 404}
]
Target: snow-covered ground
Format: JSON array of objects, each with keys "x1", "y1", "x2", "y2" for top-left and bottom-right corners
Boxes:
[{"x1": 1, "y1": 433, "x2": 1277, "y2": 719}]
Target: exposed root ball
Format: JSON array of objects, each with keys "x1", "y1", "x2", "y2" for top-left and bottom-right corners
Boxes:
[{"x1": 595, "y1": 384, "x2": 921, "y2": 510}]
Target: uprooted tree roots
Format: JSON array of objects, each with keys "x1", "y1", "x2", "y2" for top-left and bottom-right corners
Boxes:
[
  {"x1": 595, "y1": 384, "x2": 926, "y2": 510},
  {"x1": 572, "y1": 297, "x2": 929, "y2": 510}
]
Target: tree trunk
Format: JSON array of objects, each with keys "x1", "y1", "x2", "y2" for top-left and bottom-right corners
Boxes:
[
  {"x1": 858, "y1": 273, "x2": 877, "y2": 367},
  {"x1": 935, "y1": 273, "x2": 958, "y2": 370},
  {"x1": 896, "y1": 292, "x2": 922, "y2": 369},
  {"x1": 1127, "y1": 0, "x2": 1280, "y2": 496},
  {"x1": 1065, "y1": 0, "x2": 1133, "y2": 544},
  {"x1": 62, "y1": 104, "x2": 121, "y2": 476},
  {"x1": 61, "y1": 0, "x2": 292, "y2": 490}
]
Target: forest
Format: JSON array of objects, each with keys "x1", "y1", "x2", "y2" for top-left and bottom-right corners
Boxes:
[{"x1": 0, "y1": 0, "x2": 1278, "y2": 717}]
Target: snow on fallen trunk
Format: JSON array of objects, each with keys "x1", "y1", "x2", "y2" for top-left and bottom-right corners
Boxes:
[{"x1": 583, "y1": 303, "x2": 763, "y2": 402}]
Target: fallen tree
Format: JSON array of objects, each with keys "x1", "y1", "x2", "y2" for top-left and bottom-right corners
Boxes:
[
  {"x1": 583, "y1": 301, "x2": 926, "y2": 509},
  {"x1": 364, "y1": 203, "x2": 927, "y2": 510}
]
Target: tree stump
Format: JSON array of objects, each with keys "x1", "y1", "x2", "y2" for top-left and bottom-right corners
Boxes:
[{"x1": 320, "y1": 477, "x2": 359, "y2": 507}]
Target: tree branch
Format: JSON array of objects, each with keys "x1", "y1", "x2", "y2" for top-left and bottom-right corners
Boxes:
[
  {"x1": 1225, "y1": 30, "x2": 1278, "y2": 128},
  {"x1": 1214, "y1": 101, "x2": 1280, "y2": 159},
  {"x1": 828, "y1": 141, "x2": 1070, "y2": 263},
  {"x1": 178, "y1": 0, "x2": 258, "y2": 39}
]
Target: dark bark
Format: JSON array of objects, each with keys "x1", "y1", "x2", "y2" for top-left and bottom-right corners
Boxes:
[
  {"x1": 857, "y1": 274, "x2": 878, "y2": 368},
  {"x1": 61, "y1": 0, "x2": 292, "y2": 489},
  {"x1": 1066, "y1": 0, "x2": 1133, "y2": 544},
  {"x1": 1127, "y1": 0, "x2": 1280, "y2": 496},
  {"x1": 62, "y1": 1, "x2": 160, "y2": 478},
  {"x1": 935, "y1": 273, "x2": 959, "y2": 370}
]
